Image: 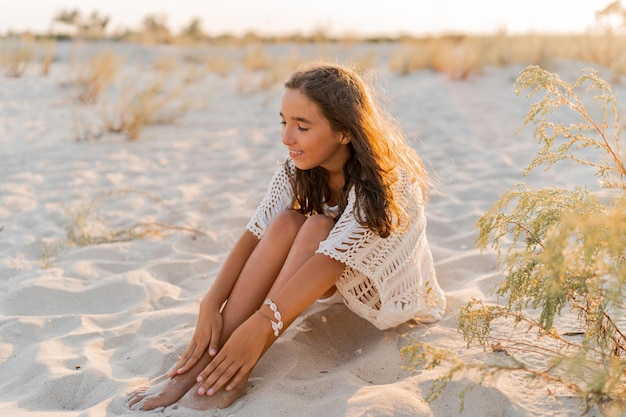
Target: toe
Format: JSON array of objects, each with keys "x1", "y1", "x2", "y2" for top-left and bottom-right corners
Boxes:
[
  {"x1": 127, "y1": 392, "x2": 146, "y2": 408},
  {"x1": 126, "y1": 386, "x2": 147, "y2": 400},
  {"x1": 140, "y1": 396, "x2": 163, "y2": 411}
]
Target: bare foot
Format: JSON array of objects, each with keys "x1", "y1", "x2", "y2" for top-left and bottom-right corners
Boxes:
[
  {"x1": 175, "y1": 380, "x2": 248, "y2": 410},
  {"x1": 127, "y1": 353, "x2": 213, "y2": 411},
  {"x1": 127, "y1": 372, "x2": 198, "y2": 411}
]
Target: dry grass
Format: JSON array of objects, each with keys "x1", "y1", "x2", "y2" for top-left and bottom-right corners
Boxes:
[
  {"x1": 8, "y1": 26, "x2": 626, "y2": 141},
  {"x1": 40, "y1": 189, "x2": 206, "y2": 268},
  {"x1": 99, "y1": 72, "x2": 191, "y2": 140},
  {"x1": 243, "y1": 45, "x2": 275, "y2": 71},
  {"x1": 65, "y1": 49, "x2": 196, "y2": 141},
  {"x1": 385, "y1": 33, "x2": 626, "y2": 80},
  {"x1": 389, "y1": 41, "x2": 433, "y2": 75},
  {"x1": 39, "y1": 40, "x2": 55, "y2": 75},
  {"x1": 1, "y1": 42, "x2": 35, "y2": 77},
  {"x1": 430, "y1": 36, "x2": 482, "y2": 80},
  {"x1": 73, "y1": 48, "x2": 120, "y2": 104}
]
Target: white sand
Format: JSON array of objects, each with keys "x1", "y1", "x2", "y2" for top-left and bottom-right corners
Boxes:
[{"x1": 0, "y1": 42, "x2": 611, "y2": 416}]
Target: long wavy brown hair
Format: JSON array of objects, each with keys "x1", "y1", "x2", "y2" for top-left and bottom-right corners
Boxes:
[{"x1": 284, "y1": 62, "x2": 432, "y2": 238}]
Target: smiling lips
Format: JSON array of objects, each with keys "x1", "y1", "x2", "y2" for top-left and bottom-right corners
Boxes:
[{"x1": 289, "y1": 149, "x2": 304, "y2": 158}]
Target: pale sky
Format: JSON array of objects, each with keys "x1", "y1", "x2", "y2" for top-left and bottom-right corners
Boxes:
[{"x1": 0, "y1": 0, "x2": 613, "y2": 36}]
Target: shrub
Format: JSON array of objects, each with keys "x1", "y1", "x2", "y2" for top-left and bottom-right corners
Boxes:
[
  {"x1": 39, "y1": 40, "x2": 55, "y2": 75},
  {"x1": 402, "y1": 65, "x2": 625, "y2": 416},
  {"x1": 1, "y1": 43, "x2": 34, "y2": 77},
  {"x1": 40, "y1": 189, "x2": 205, "y2": 268},
  {"x1": 74, "y1": 48, "x2": 120, "y2": 104},
  {"x1": 99, "y1": 72, "x2": 191, "y2": 140}
]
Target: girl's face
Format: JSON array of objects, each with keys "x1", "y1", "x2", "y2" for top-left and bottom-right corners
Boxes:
[{"x1": 280, "y1": 88, "x2": 351, "y2": 173}]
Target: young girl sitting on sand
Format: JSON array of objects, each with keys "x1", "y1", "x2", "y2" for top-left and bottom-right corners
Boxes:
[{"x1": 127, "y1": 62, "x2": 446, "y2": 411}]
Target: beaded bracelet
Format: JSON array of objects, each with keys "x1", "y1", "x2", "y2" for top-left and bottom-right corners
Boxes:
[{"x1": 258, "y1": 298, "x2": 283, "y2": 337}]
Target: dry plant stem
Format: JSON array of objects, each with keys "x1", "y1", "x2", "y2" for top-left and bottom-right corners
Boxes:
[
  {"x1": 468, "y1": 306, "x2": 583, "y2": 349},
  {"x1": 508, "y1": 219, "x2": 544, "y2": 250},
  {"x1": 560, "y1": 93, "x2": 625, "y2": 185},
  {"x1": 148, "y1": 223, "x2": 207, "y2": 236},
  {"x1": 76, "y1": 49, "x2": 119, "y2": 104},
  {"x1": 64, "y1": 189, "x2": 205, "y2": 246},
  {"x1": 100, "y1": 72, "x2": 189, "y2": 140},
  {"x1": 578, "y1": 304, "x2": 626, "y2": 354}
]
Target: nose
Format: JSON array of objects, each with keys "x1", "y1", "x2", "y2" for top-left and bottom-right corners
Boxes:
[{"x1": 281, "y1": 126, "x2": 295, "y2": 146}]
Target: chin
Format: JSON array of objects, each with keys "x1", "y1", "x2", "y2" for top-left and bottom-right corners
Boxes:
[{"x1": 292, "y1": 161, "x2": 314, "y2": 171}]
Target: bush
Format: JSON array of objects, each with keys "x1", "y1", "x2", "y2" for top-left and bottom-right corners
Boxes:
[
  {"x1": 40, "y1": 189, "x2": 205, "y2": 268},
  {"x1": 402, "y1": 65, "x2": 626, "y2": 416},
  {"x1": 74, "y1": 48, "x2": 120, "y2": 104},
  {"x1": 99, "y1": 72, "x2": 191, "y2": 140},
  {"x1": 1, "y1": 43, "x2": 34, "y2": 77}
]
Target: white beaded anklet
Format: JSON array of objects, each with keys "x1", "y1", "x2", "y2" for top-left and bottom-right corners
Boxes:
[{"x1": 258, "y1": 298, "x2": 283, "y2": 337}]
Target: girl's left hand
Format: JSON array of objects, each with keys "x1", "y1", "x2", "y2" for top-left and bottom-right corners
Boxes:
[{"x1": 196, "y1": 312, "x2": 272, "y2": 396}]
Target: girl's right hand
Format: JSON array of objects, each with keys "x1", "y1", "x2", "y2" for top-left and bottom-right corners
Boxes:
[{"x1": 167, "y1": 302, "x2": 223, "y2": 377}]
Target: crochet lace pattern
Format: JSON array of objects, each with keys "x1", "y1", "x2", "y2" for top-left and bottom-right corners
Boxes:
[{"x1": 247, "y1": 160, "x2": 446, "y2": 330}]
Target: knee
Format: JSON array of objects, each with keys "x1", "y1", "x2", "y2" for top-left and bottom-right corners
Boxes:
[
  {"x1": 267, "y1": 210, "x2": 307, "y2": 236},
  {"x1": 299, "y1": 214, "x2": 335, "y2": 241}
]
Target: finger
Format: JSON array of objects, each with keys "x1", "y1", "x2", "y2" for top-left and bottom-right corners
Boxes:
[
  {"x1": 225, "y1": 367, "x2": 252, "y2": 392},
  {"x1": 167, "y1": 344, "x2": 195, "y2": 377},
  {"x1": 175, "y1": 346, "x2": 206, "y2": 375},
  {"x1": 203, "y1": 363, "x2": 240, "y2": 396},
  {"x1": 197, "y1": 358, "x2": 232, "y2": 395},
  {"x1": 196, "y1": 355, "x2": 222, "y2": 383},
  {"x1": 208, "y1": 325, "x2": 221, "y2": 357},
  {"x1": 176, "y1": 336, "x2": 213, "y2": 375}
]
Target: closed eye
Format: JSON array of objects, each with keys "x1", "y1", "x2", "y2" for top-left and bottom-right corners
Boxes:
[{"x1": 279, "y1": 120, "x2": 309, "y2": 132}]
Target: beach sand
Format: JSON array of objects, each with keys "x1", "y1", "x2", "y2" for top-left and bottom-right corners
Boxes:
[{"x1": 0, "y1": 42, "x2": 611, "y2": 416}]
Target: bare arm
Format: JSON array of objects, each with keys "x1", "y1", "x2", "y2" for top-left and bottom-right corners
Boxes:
[
  {"x1": 169, "y1": 229, "x2": 260, "y2": 376},
  {"x1": 266, "y1": 253, "x2": 344, "y2": 322},
  {"x1": 195, "y1": 252, "x2": 345, "y2": 394},
  {"x1": 202, "y1": 229, "x2": 260, "y2": 310}
]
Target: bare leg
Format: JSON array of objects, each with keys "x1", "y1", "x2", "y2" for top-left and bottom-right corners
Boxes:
[
  {"x1": 175, "y1": 214, "x2": 338, "y2": 410},
  {"x1": 320, "y1": 285, "x2": 338, "y2": 299},
  {"x1": 128, "y1": 210, "x2": 308, "y2": 411},
  {"x1": 272, "y1": 214, "x2": 338, "y2": 292}
]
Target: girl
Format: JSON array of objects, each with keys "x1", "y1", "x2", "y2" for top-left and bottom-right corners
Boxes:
[{"x1": 127, "y1": 62, "x2": 446, "y2": 411}]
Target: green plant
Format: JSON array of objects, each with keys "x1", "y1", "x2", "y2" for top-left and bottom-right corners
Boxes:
[{"x1": 403, "y1": 65, "x2": 625, "y2": 416}]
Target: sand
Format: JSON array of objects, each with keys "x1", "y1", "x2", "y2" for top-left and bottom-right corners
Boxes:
[{"x1": 0, "y1": 41, "x2": 611, "y2": 416}]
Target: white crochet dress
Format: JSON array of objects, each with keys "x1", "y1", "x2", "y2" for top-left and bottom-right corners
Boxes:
[{"x1": 246, "y1": 160, "x2": 446, "y2": 330}]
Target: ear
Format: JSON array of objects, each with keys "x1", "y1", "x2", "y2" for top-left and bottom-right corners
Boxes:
[{"x1": 339, "y1": 131, "x2": 351, "y2": 145}]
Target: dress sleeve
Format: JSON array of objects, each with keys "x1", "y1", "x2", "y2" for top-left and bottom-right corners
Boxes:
[
  {"x1": 246, "y1": 162, "x2": 294, "y2": 239},
  {"x1": 315, "y1": 188, "x2": 380, "y2": 275},
  {"x1": 315, "y1": 171, "x2": 417, "y2": 278}
]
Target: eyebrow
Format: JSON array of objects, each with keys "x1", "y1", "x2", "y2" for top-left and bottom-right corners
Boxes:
[{"x1": 279, "y1": 112, "x2": 313, "y2": 124}]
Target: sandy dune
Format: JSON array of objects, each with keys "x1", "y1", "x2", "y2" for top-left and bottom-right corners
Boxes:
[{"x1": 0, "y1": 42, "x2": 610, "y2": 416}]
